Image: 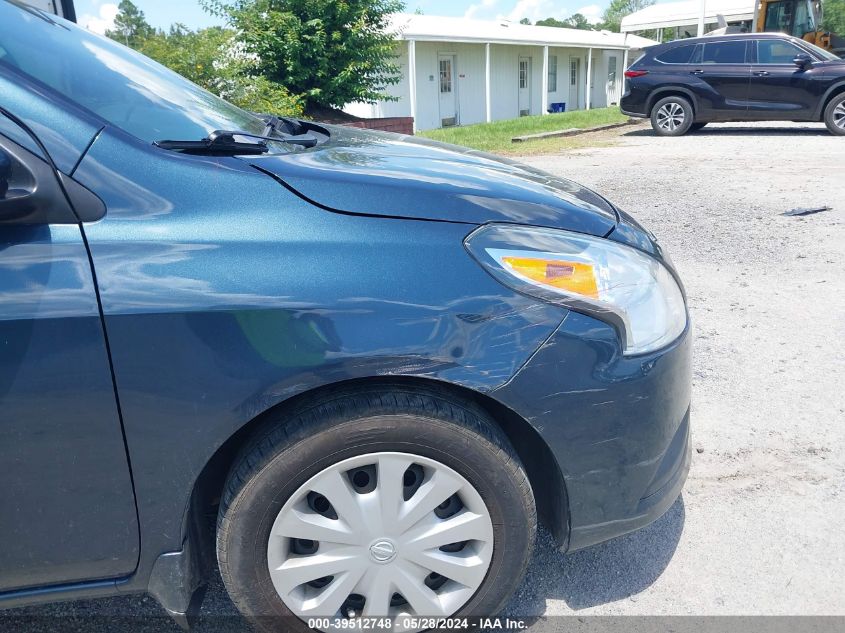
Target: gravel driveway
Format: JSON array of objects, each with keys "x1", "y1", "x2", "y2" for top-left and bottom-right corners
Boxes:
[{"x1": 4, "y1": 121, "x2": 843, "y2": 629}]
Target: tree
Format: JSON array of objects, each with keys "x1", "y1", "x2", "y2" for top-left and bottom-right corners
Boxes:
[
  {"x1": 535, "y1": 14, "x2": 593, "y2": 29},
  {"x1": 822, "y1": 0, "x2": 845, "y2": 35},
  {"x1": 563, "y1": 13, "x2": 593, "y2": 29},
  {"x1": 519, "y1": 17, "x2": 532, "y2": 24},
  {"x1": 203, "y1": 0, "x2": 404, "y2": 111},
  {"x1": 600, "y1": 0, "x2": 655, "y2": 33},
  {"x1": 105, "y1": 4, "x2": 302, "y2": 116},
  {"x1": 535, "y1": 17, "x2": 565, "y2": 27},
  {"x1": 106, "y1": 0, "x2": 154, "y2": 48}
]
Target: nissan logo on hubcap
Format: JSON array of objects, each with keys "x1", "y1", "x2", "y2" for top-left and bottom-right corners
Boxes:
[{"x1": 369, "y1": 539, "x2": 397, "y2": 563}]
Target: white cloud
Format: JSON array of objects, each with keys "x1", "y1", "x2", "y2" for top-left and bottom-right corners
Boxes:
[
  {"x1": 502, "y1": 0, "x2": 562, "y2": 23},
  {"x1": 464, "y1": 0, "x2": 499, "y2": 20},
  {"x1": 576, "y1": 4, "x2": 604, "y2": 24},
  {"x1": 462, "y1": 0, "x2": 601, "y2": 25},
  {"x1": 79, "y1": 3, "x2": 119, "y2": 35}
]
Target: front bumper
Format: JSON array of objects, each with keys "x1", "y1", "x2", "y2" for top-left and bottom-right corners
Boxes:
[
  {"x1": 621, "y1": 107, "x2": 647, "y2": 119},
  {"x1": 493, "y1": 310, "x2": 692, "y2": 552}
]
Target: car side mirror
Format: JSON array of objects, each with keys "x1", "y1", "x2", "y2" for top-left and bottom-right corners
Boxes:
[
  {"x1": 0, "y1": 146, "x2": 38, "y2": 220},
  {"x1": 793, "y1": 54, "x2": 813, "y2": 69},
  {"x1": 0, "y1": 138, "x2": 105, "y2": 224}
]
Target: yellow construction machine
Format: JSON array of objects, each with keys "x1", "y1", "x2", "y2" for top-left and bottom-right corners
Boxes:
[{"x1": 753, "y1": 0, "x2": 845, "y2": 55}]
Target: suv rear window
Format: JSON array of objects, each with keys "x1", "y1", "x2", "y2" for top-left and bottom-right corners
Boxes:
[
  {"x1": 702, "y1": 41, "x2": 748, "y2": 64},
  {"x1": 656, "y1": 44, "x2": 697, "y2": 64}
]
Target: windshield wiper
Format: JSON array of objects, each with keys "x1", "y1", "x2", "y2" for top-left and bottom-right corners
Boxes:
[
  {"x1": 261, "y1": 116, "x2": 320, "y2": 148},
  {"x1": 155, "y1": 130, "x2": 271, "y2": 155},
  {"x1": 155, "y1": 127, "x2": 319, "y2": 156}
]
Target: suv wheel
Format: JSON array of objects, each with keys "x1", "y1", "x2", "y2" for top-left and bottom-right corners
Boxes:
[
  {"x1": 216, "y1": 385, "x2": 537, "y2": 632},
  {"x1": 824, "y1": 93, "x2": 845, "y2": 136},
  {"x1": 651, "y1": 96, "x2": 694, "y2": 136}
]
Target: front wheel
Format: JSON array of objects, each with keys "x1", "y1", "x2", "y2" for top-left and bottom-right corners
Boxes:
[
  {"x1": 650, "y1": 96, "x2": 694, "y2": 136},
  {"x1": 216, "y1": 385, "x2": 537, "y2": 632},
  {"x1": 824, "y1": 93, "x2": 845, "y2": 135}
]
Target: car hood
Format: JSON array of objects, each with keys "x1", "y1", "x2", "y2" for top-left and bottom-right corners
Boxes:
[{"x1": 247, "y1": 125, "x2": 618, "y2": 237}]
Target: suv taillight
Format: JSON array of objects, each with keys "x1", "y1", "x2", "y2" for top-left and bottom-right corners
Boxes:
[{"x1": 624, "y1": 70, "x2": 649, "y2": 78}]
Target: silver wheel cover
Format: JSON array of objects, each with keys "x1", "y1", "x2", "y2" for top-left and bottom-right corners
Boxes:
[
  {"x1": 833, "y1": 103, "x2": 845, "y2": 130},
  {"x1": 267, "y1": 452, "x2": 494, "y2": 630},
  {"x1": 657, "y1": 102, "x2": 686, "y2": 132}
]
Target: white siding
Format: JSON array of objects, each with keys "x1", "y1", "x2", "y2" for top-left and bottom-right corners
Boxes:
[
  {"x1": 488, "y1": 44, "x2": 545, "y2": 121},
  {"x1": 342, "y1": 39, "x2": 630, "y2": 129},
  {"x1": 547, "y1": 47, "x2": 585, "y2": 112},
  {"x1": 344, "y1": 42, "x2": 412, "y2": 119},
  {"x1": 411, "y1": 41, "x2": 489, "y2": 130},
  {"x1": 603, "y1": 50, "x2": 623, "y2": 107}
]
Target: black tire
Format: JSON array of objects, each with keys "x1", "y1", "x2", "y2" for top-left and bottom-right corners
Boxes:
[
  {"x1": 823, "y1": 93, "x2": 845, "y2": 136},
  {"x1": 216, "y1": 384, "x2": 537, "y2": 632},
  {"x1": 690, "y1": 122, "x2": 708, "y2": 132},
  {"x1": 650, "y1": 96, "x2": 694, "y2": 136}
]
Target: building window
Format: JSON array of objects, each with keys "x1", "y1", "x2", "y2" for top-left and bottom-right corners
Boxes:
[
  {"x1": 608, "y1": 56, "x2": 617, "y2": 83},
  {"x1": 519, "y1": 59, "x2": 528, "y2": 89},
  {"x1": 439, "y1": 59, "x2": 452, "y2": 94},
  {"x1": 548, "y1": 55, "x2": 557, "y2": 92}
]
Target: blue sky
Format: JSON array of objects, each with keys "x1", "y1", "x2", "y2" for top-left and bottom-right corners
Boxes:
[{"x1": 75, "y1": 0, "x2": 618, "y2": 34}]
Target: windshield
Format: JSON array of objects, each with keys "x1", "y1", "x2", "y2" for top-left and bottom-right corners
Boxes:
[
  {"x1": 0, "y1": 0, "x2": 267, "y2": 143},
  {"x1": 800, "y1": 40, "x2": 841, "y2": 60}
]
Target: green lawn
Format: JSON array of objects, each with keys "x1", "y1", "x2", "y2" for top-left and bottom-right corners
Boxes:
[{"x1": 418, "y1": 107, "x2": 628, "y2": 155}]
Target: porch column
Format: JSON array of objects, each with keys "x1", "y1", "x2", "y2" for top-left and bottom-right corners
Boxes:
[
  {"x1": 541, "y1": 45, "x2": 549, "y2": 115},
  {"x1": 485, "y1": 42, "x2": 492, "y2": 123},
  {"x1": 697, "y1": 0, "x2": 706, "y2": 36},
  {"x1": 408, "y1": 39, "x2": 417, "y2": 132},
  {"x1": 585, "y1": 48, "x2": 592, "y2": 110},
  {"x1": 621, "y1": 48, "x2": 629, "y2": 105}
]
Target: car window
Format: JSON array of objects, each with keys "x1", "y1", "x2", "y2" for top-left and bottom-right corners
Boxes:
[
  {"x1": 702, "y1": 41, "x2": 748, "y2": 64},
  {"x1": 757, "y1": 39, "x2": 806, "y2": 63},
  {"x1": 0, "y1": 1, "x2": 267, "y2": 145},
  {"x1": 0, "y1": 112, "x2": 45, "y2": 159},
  {"x1": 656, "y1": 45, "x2": 697, "y2": 64},
  {"x1": 801, "y1": 40, "x2": 840, "y2": 61}
]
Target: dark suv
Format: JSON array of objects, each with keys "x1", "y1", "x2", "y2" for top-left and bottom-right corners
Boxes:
[{"x1": 621, "y1": 33, "x2": 845, "y2": 136}]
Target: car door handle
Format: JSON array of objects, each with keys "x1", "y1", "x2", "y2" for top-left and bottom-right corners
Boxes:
[
  {"x1": 690, "y1": 69, "x2": 705, "y2": 75},
  {"x1": 754, "y1": 71, "x2": 771, "y2": 77}
]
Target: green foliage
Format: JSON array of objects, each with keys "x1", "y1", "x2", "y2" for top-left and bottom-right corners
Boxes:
[
  {"x1": 534, "y1": 17, "x2": 564, "y2": 27},
  {"x1": 106, "y1": 0, "x2": 154, "y2": 48},
  {"x1": 519, "y1": 18, "x2": 532, "y2": 24},
  {"x1": 822, "y1": 0, "x2": 845, "y2": 34},
  {"x1": 202, "y1": 0, "x2": 404, "y2": 110},
  {"x1": 536, "y1": 14, "x2": 594, "y2": 30},
  {"x1": 139, "y1": 24, "x2": 232, "y2": 89},
  {"x1": 600, "y1": 0, "x2": 655, "y2": 32},
  {"x1": 105, "y1": 1, "x2": 302, "y2": 117}
]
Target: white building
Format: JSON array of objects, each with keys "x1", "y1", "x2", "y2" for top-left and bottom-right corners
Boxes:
[
  {"x1": 345, "y1": 14, "x2": 657, "y2": 131},
  {"x1": 621, "y1": 0, "x2": 756, "y2": 41}
]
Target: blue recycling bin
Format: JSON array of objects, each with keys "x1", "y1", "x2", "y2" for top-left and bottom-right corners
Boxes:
[{"x1": 549, "y1": 102, "x2": 566, "y2": 113}]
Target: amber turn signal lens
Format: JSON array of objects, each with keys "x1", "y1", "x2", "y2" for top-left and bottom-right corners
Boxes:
[{"x1": 501, "y1": 256, "x2": 599, "y2": 299}]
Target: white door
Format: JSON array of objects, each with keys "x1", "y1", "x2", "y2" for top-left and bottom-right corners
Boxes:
[
  {"x1": 606, "y1": 56, "x2": 619, "y2": 105},
  {"x1": 438, "y1": 54, "x2": 458, "y2": 127},
  {"x1": 518, "y1": 56, "x2": 531, "y2": 116},
  {"x1": 569, "y1": 57, "x2": 581, "y2": 110}
]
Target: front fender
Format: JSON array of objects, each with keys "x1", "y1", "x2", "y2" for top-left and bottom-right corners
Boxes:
[{"x1": 73, "y1": 127, "x2": 568, "y2": 591}]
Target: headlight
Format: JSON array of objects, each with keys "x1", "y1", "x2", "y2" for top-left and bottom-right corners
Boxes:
[{"x1": 464, "y1": 224, "x2": 687, "y2": 355}]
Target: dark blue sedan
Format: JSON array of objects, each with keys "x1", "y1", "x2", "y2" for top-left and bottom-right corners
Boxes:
[{"x1": 0, "y1": 1, "x2": 691, "y2": 630}]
